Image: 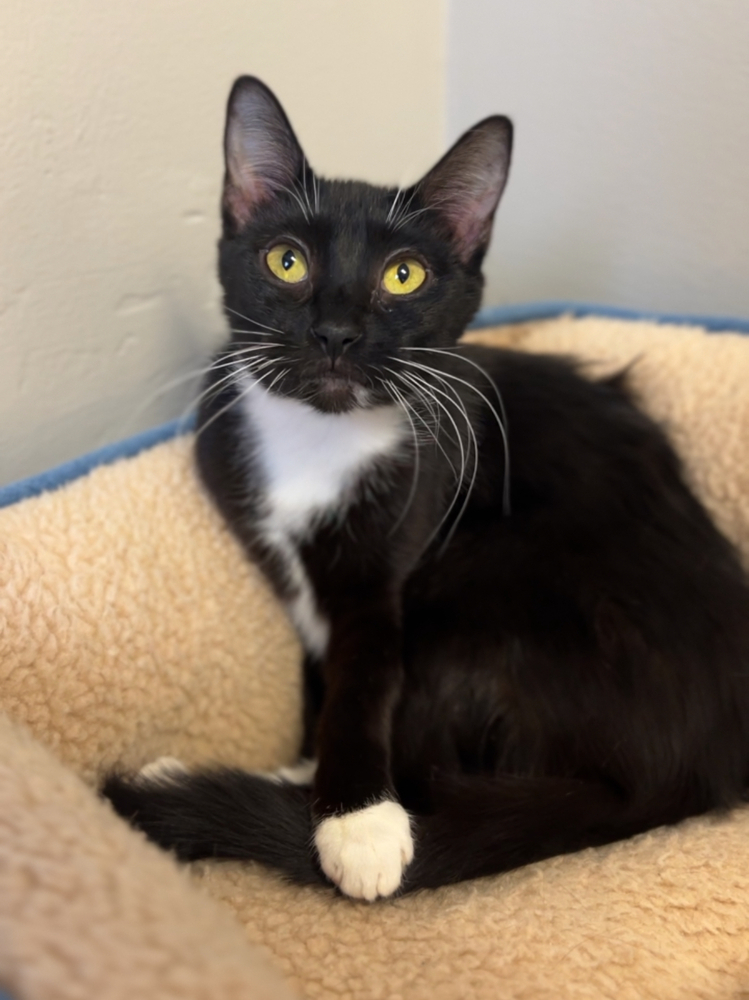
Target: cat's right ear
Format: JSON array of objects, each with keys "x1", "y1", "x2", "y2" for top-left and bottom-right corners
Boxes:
[{"x1": 222, "y1": 76, "x2": 306, "y2": 234}]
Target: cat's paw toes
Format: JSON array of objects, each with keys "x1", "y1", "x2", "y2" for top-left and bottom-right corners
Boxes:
[
  {"x1": 314, "y1": 800, "x2": 413, "y2": 901},
  {"x1": 136, "y1": 756, "x2": 189, "y2": 784}
]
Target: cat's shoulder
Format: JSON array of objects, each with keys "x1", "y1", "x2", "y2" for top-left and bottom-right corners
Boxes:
[{"x1": 460, "y1": 343, "x2": 635, "y2": 415}]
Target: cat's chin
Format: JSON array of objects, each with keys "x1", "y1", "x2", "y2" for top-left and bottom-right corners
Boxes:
[{"x1": 306, "y1": 377, "x2": 372, "y2": 414}]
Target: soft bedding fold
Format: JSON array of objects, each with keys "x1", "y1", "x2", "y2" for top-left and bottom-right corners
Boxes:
[{"x1": 2, "y1": 312, "x2": 749, "y2": 999}]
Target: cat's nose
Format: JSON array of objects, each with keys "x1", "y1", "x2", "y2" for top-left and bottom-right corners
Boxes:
[{"x1": 311, "y1": 325, "x2": 362, "y2": 365}]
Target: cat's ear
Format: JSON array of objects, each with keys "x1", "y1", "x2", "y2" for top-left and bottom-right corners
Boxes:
[
  {"x1": 222, "y1": 76, "x2": 307, "y2": 233},
  {"x1": 417, "y1": 117, "x2": 513, "y2": 264}
]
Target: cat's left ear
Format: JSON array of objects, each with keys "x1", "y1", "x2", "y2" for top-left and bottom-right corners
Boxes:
[
  {"x1": 417, "y1": 116, "x2": 513, "y2": 264},
  {"x1": 222, "y1": 76, "x2": 308, "y2": 233}
]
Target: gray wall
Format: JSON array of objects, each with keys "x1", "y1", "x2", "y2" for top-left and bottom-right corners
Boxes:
[
  {"x1": 3, "y1": 0, "x2": 748, "y2": 487},
  {"x1": 0, "y1": 0, "x2": 444, "y2": 487},
  {"x1": 448, "y1": 0, "x2": 749, "y2": 316}
]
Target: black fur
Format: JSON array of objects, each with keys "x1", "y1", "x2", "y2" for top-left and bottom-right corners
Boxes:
[
  {"x1": 103, "y1": 77, "x2": 749, "y2": 895},
  {"x1": 103, "y1": 770, "x2": 321, "y2": 885}
]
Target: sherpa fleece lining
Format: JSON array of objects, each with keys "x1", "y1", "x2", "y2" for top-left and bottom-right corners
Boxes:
[{"x1": 2, "y1": 307, "x2": 749, "y2": 1000}]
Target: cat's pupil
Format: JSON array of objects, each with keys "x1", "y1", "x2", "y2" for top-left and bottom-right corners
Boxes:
[
  {"x1": 397, "y1": 263, "x2": 410, "y2": 284},
  {"x1": 282, "y1": 249, "x2": 296, "y2": 271}
]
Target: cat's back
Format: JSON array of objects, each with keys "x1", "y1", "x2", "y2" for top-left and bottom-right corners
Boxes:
[
  {"x1": 460, "y1": 344, "x2": 677, "y2": 511},
  {"x1": 462, "y1": 343, "x2": 643, "y2": 440}
]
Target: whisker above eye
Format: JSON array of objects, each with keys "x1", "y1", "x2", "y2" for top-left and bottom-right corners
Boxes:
[
  {"x1": 385, "y1": 187, "x2": 405, "y2": 226},
  {"x1": 300, "y1": 161, "x2": 316, "y2": 220},
  {"x1": 387, "y1": 185, "x2": 419, "y2": 231},
  {"x1": 391, "y1": 205, "x2": 434, "y2": 231}
]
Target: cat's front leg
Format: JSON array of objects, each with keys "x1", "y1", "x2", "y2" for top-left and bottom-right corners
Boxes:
[{"x1": 311, "y1": 609, "x2": 413, "y2": 901}]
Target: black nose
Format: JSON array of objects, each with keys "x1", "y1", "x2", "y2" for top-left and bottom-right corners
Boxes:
[{"x1": 311, "y1": 325, "x2": 362, "y2": 365}]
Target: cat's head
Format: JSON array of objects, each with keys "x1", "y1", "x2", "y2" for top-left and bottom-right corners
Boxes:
[{"x1": 217, "y1": 76, "x2": 512, "y2": 413}]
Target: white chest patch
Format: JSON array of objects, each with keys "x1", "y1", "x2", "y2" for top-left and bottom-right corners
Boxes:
[{"x1": 239, "y1": 378, "x2": 406, "y2": 657}]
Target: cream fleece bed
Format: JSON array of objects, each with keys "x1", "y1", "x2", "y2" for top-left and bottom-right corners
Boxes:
[{"x1": 2, "y1": 313, "x2": 749, "y2": 1000}]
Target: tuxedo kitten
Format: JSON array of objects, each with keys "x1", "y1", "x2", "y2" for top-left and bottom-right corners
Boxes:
[{"x1": 104, "y1": 76, "x2": 749, "y2": 901}]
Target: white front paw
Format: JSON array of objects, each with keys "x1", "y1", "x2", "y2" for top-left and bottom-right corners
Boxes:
[{"x1": 314, "y1": 800, "x2": 414, "y2": 901}]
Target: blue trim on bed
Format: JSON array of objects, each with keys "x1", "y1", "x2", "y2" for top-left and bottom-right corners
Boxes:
[
  {"x1": 469, "y1": 300, "x2": 749, "y2": 334},
  {"x1": 2, "y1": 299, "x2": 747, "y2": 510},
  {"x1": 0, "y1": 416, "x2": 193, "y2": 510}
]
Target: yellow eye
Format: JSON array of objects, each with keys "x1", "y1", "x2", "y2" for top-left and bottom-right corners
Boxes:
[
  {"x1": 382, "y1": 258, "x2": 427, "y2": 295},
  {"x1": 266, "y1": 243, "x2": 309, "y2": 283}
]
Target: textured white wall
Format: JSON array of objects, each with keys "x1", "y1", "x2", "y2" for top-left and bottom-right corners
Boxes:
[
  {"x1": 0, "y1": 0, "x2": 445, "y2": 486},
  {"x1": 448, "y1": 0, "x2": 749, "y2": 317}
]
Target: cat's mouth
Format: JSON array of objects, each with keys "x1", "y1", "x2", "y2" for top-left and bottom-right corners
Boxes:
[
  {"x1": 301, "y1": 359, "x2": 372, "y2": 413},
  {"x1": 309, "y1": 372, "x2": 368, "y2": 413}
]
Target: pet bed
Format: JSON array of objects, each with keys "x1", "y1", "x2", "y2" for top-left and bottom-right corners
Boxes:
[{"x1": 2, "y1": 304, "x2": 749, "y2": 1000}]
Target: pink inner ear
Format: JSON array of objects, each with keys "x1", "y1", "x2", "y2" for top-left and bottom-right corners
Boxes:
[
  {"x1": 225, "y1": 125, "x2": 280, "y2": 227},
  {"x1": 223, "y1": 86, "x2": 303, "y2": 229},
  {"x1": 445, "y1": 184, "x2": 501, "y2": 262},
  {"x1": 225, "y1": 164, "x2": 272, "y2": 228},
  {"x1": 419, "y1": 120, "x2": 511, "y2": 262},
  {"x1": 225, "y1": 185, "x2": 250, "y2": 228}
]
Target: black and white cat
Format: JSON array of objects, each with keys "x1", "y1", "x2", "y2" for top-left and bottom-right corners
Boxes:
[{"x1": 105, "y1": 76, "x2": 749, "y2": 901}]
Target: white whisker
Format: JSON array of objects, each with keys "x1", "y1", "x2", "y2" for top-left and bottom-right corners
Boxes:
[
  {"x1": 394, "y1": 361, "x2": 480, "y2": 538},
  {"x1": 382, "y1": 379, "x2": 421, "y2": 534},
  {"x1": 276, "y1": 181, "x2": 311, "y2": 222},
  {"x1": 385, "y1": 187, "x2": 405, "y2": 225},
  {"x1": 179, "y1": 348, "x2": 284, "y2": 425},
  {"x1": 194, "y1": 366, "x2": 276, "y2": 441},
  {"x1": 226, "y1": 328, "x2": 279, "y2": 338},
  {"x1": 381, "y1": 366, "x2": 456, "y2": 476},
  {"x1": 387, "y1": 360, "x2": 478, "y2": 551},
  {"x1": 300, "y1": 161, "x2": 315, "y2": 219},
  {"x1": 224, "y1": 307, "x2": 287, "y2": 337},
  {"x1": 402, "y1": 348, "x2": 511, "y2": 516},
  {"x1": 388, "y1": 186, "x2": 419, "y2": 230}
]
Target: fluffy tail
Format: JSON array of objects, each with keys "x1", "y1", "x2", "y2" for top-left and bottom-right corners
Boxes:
[
  {"x1": 103, "y1": 769, "x2": 323, "y2": 886},
  {"x1": 102, "y1": 769, "x2": 696, "y2": 894}
]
